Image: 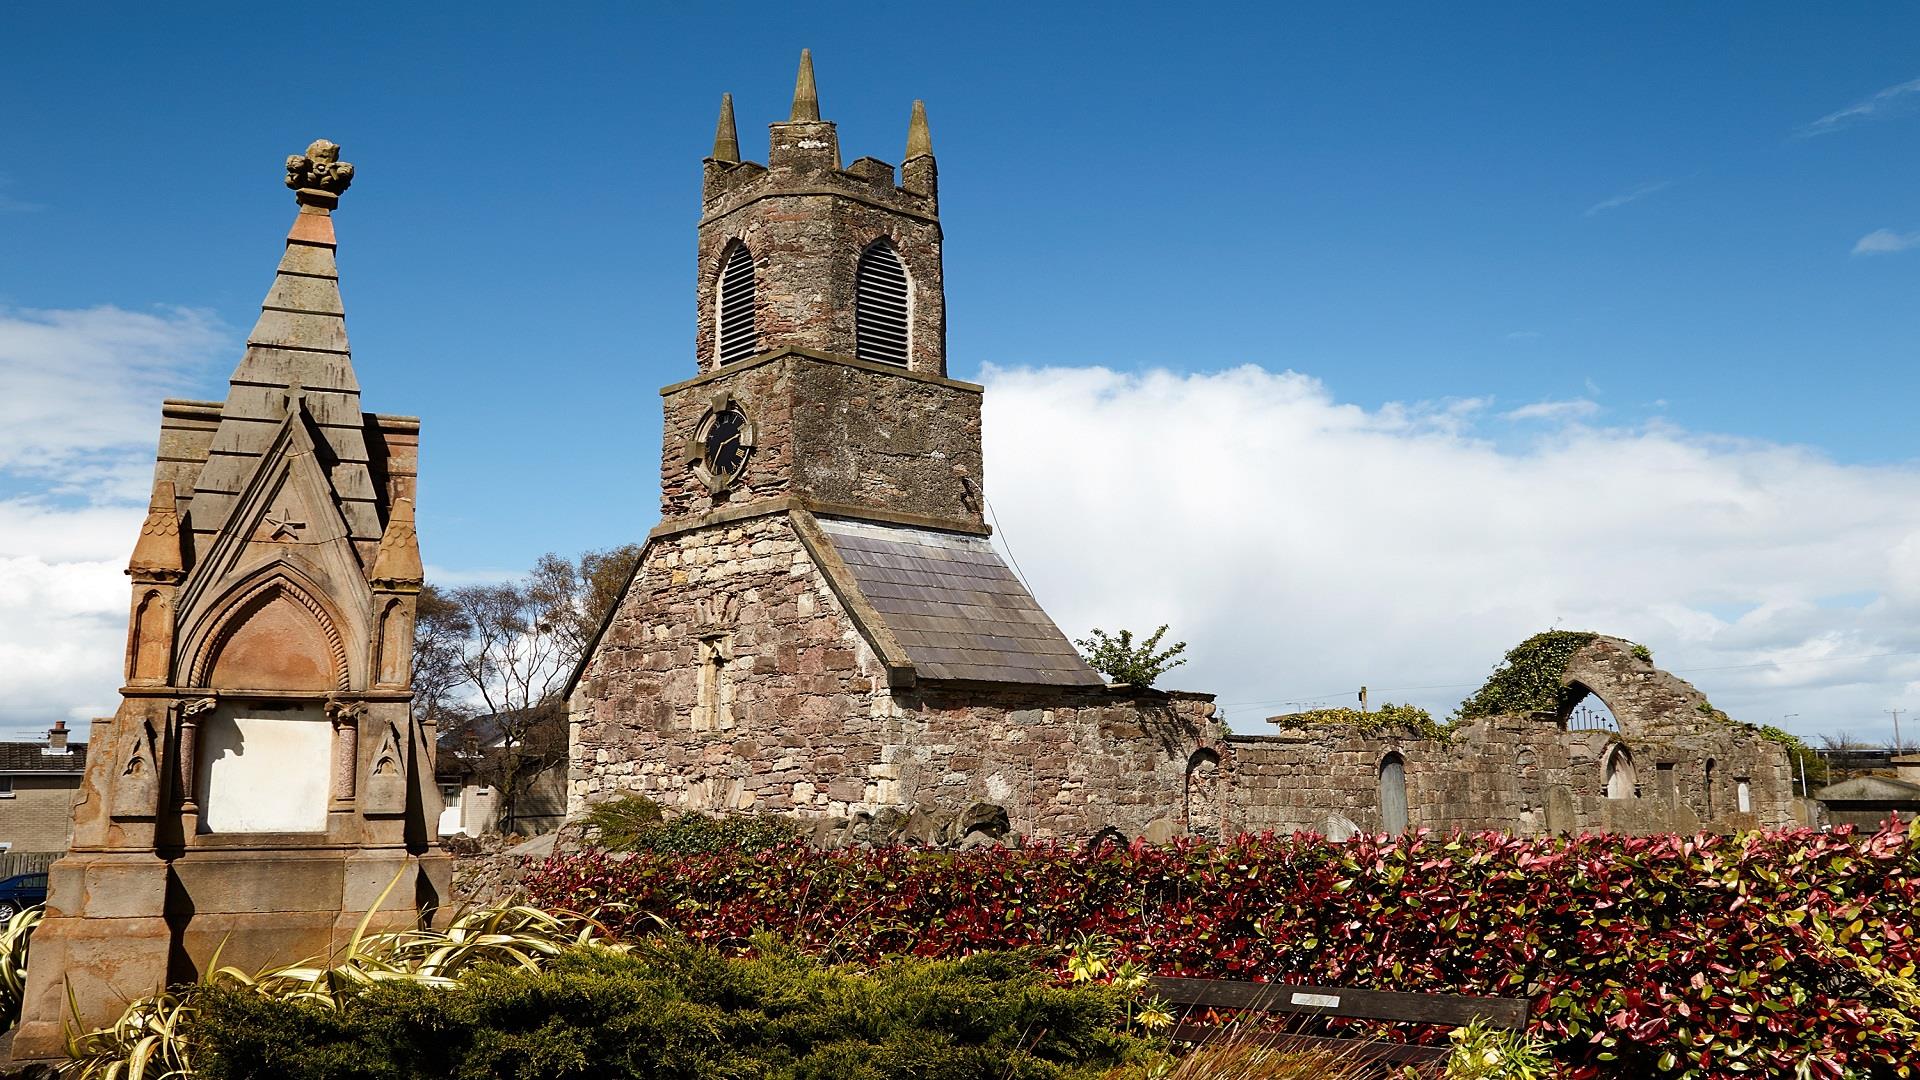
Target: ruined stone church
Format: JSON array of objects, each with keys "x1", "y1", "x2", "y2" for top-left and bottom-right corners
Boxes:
[{"x1": 566, "y1": 55, "x2": 1798, "y2": 844}]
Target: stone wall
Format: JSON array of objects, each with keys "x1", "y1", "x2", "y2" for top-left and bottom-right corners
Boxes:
[
  {"x1": 570, "y1": 509, "x2": 1222, "y2": 840},
  {"x1": 1220, "y1": 637, "x2": 1795, "y2": 838},
  {"x1": 658, "y1": 350, "x2": 984, "y2": 530}
]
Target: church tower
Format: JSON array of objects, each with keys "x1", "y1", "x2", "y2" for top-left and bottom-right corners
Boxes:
[{"x1": 571, "y1": 55, "x2": 1220, "y2": 840}]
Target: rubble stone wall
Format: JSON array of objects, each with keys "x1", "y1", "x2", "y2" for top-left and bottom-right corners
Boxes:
[{"x1": 569, "y1": 510, "x2": 1222, "y2": 840}]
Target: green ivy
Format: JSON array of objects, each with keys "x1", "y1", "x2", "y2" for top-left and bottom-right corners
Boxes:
[
  {"x1": 1455, "y1": 631, "x2": 1599, "y2": 720},
  {"x1": 1273, "y1": 703, "x2": 1455, "y2": 741}
]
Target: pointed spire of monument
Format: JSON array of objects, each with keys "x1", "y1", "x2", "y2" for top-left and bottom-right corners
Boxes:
[
  {"x1": 712, "y1": 93, "x2": 740, "y2": 162},
  {"x1": 791, "y1": 49, "x2": 820, "y2": 121},
  {"x1": 127, "y1": 481, "x2": 185, "y2": 582},
  {"x1": 905, "y1": 99, "x2": 932, "y2": 160},
  {"x1": 369, "y1": 497, "x2": 423, "y2": 590}
]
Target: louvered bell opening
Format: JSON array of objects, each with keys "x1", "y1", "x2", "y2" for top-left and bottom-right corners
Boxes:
[
  {"x1": 855, "y1": 240, "x2": 911, "y2": 366},
  {"x1": 717, "y1": 246, "x2": 758, "y2": 365}
]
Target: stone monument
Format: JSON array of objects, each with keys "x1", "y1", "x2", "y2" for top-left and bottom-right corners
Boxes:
[{"x1": 14, "y1": 141, "x2": 449, "y2": 1058}]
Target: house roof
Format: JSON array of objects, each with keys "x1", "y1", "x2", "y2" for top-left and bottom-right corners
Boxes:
[
  {"x1": 1816, "y1": 774, "x2": 1920, "y2": 804},
  {"x1": 813, "y1": 517, "x2": 1104, "y2": 687},
  {"x1": 0, "y1": 743, "x2": 87, "y2": 775}
]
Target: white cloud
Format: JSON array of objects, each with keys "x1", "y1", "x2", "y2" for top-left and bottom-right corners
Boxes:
[
  {"x1": 1852, "y1": 228, "x2": 1920, "y2": 256},
  {"x1": 1585, "y1": 180, "x2": 1671, "y2": 217},
  {"x1": 1800, "y1": 77, "x2": 1920, "y2": 137},
  {"x1": 982, "y1": 364, "x2": 1920, "y2": 747},
  {"x1": 1501, "y1": 399, "x2": 1600, "y2": 422},
  {"x1": 0, "y1": 306, "x2": 226, "y2": 737}
]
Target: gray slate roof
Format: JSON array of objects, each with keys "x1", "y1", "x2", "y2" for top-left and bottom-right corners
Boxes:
[
  {"x1": 0, "y1": 743, "x2": 87, "y2": 775},
  {"x1": 816, "y1": 518, "x2": 1103, "y2": 687}
]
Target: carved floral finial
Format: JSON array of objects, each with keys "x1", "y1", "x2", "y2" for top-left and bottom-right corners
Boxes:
[{"x1": 285, "y1": 139, "x2": 355, "y2": 206}]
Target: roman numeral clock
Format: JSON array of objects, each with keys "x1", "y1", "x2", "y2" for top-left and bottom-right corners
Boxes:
[{"x1": 683, "y1": 391, "x2": 755, "y2": 493}]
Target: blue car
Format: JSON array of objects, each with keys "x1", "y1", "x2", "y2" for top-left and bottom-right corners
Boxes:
[{"x1": 0, "y1": 873, "x2": 47, "y2": 918}]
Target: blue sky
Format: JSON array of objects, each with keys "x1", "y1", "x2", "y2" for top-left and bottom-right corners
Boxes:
[{"x1": 5, "y1": 5, "x2": 1920, "y2": 742}]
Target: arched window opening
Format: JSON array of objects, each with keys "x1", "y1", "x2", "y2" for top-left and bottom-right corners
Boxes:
[
  {"x1": 1379, "y1": 752, "x2": 1409, "y2": 835},
  {"x1": 1565, "y1": 689, "x2": 1621, "y2": 732},
  {"x1": 1703, "y1": 758, "x2": 1717, "y2": 816},
  {"x1": 1736, "y1": 777, "x2": 1752, "y2": 814},
  {"x1": 716, "y1": 244, "x2": 758, "y2": 365},
  {"x1": 1604, "y1": 744, "x2": 1638, "y2": 800},
  {"x1": 1184, "y1": 749, "x2": 1221, "y2": 838},
  {"x1": 855, "y1": 238, "x2": 910, "y2": 366}
]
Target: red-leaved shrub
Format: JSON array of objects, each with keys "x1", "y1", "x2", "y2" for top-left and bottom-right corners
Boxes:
[{"x1": 524, "y1": 820, "x2": 1920, "y2": 1079}]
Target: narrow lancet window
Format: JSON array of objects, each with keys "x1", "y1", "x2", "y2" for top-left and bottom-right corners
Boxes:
[
  {"x1": 855, "y1": 238, "x2": 910, "y2": 365},
  {"x1": 717, "y1": 245, "x2": 758, "y2": 365},
  {"x1": 1379, "y1": 752, "x2": 1409, "y2": 835}
]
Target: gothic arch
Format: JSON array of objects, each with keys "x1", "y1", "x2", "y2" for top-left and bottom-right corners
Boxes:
[
  {"x1": 714, "y1": 240, "x2": 758, "y2": 365},
  {"x1": 854, "y1": 236, "x2": 911, "y2": 366},
  {"x1": 187, "y1": 569, "x2": 350, "y2": 691},
  {"x1": 127, "y1": 588, "x2": 171, "y2": 683}
]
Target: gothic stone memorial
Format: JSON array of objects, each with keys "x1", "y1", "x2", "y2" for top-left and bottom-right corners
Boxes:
[{"x1": 14, "y1": 142, "x2": 449, "y2": 1058}]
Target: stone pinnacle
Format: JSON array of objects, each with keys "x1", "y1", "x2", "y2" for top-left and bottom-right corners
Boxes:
[
  {"x1": 906, "y1": 100, "x2": 932, "y2": 159},
  {"x1": 285, "y1": 139, "x2": 354, "y2": 208},
  {"x1": 712, "y1": 93, "x2": 740, "y2": 162},
  {"x1": 791, "y1": 48, "x2": 819, "y2": 121}
]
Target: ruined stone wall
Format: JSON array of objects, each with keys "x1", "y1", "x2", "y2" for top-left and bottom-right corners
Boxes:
[
  {"x1": 658, "y1": 356, "x2": 799, "y2": 522},
  {"x1": 1218, "y1": 637, "x2": 1798, "y2": 839},
  {"x1": 569, "y1": 511, "x2": 1220, "y2": 839}
]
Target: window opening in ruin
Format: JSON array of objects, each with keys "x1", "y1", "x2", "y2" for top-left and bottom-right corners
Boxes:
[
  {"x1": 1565, "y1": 690, "x2": 1621, "y2": 732},
  {"x1": 1604, "y1": 744, "x2": 1637, "y2": 800},
  {"x1": 694, "y1": 635, "x2": 735, "y2": 732},
  {"x1": 1736, "y1": 777, "x2": 1751, "y2": 814},
  {"x1": 1184, "y1": 749, "x2": 1220, "y2": 837},
  {"x1": 854, "y1": 238, "x2": 910, "y2": 366},
  {"x1": 1379, "y1": 752, "x2": 1409, "y2": 835},
  {"x1": 716, "y1": 244, "x2": 758, "y2": 365},
  {"x1": 1655, "y1": 761, "x2": 1677, "y2": 804},
  {"x1": 1703, "y1": 758, "x2": 1716, "y2": 816}
]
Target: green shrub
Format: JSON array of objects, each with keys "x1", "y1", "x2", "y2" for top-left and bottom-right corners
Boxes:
[
  {"x1": 623, "y1": 811, "x2": 804, "y2": 857},
  {"x1": 1454, "y1": 631, "x2": 1597, "y2": 719},
  {"x1": 1075, "y1": 625, "x2": 1188, "y2": 688},
  {"x1": 581, "y1": 793, "x2": 665, "y2": 850},
  {"x1": 1273, "y1": 703, "x2": 1453, "y2": 742},
  {"x1": 189, "y1": 938, "x2": 1148, "y2": 1080}
]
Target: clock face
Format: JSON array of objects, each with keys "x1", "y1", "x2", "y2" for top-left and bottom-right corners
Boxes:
[
  {"x1": 703, "y1": 406, "x2": 750, "y2": 484},
  {"x1": 687, "y1": 394, "x2": 755, "y2": 494}
]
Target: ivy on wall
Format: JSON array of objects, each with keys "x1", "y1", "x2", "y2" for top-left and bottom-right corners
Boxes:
[
  {"x1": 1455, "y1": 631, "x2": 1599, "y2": 720},
  {"x1": 1272, "y1": 702, "x2": 1455, "y2": 742}
]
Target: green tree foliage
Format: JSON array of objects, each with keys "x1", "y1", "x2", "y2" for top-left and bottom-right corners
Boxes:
[
  {"x1": 584, "y1": 795, "x2": 803, "y2": 857},
  {"x1": 1074, "y1": 625, "x2": 1188, "y2": 688},
  {"x1": 189, "y1": 940, "x2": 1147, "y2": 1080},
  {"x1": 1454, "y1": 631, "x2": 1598, "y2": 719}
]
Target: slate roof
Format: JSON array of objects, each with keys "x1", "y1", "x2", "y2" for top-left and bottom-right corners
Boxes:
[
  {"x1": 0, "y1": 743, "x2": 87, "y2": 775},
  {"x1": 815, "y1": 518, "x2": 1104, "y2": 687}
]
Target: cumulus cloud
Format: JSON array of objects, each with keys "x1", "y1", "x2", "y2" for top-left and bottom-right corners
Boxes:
[
  {"x1": 1800, "y1": 77, "x2": 1920, "y2": 137},
  {"x1": 981, "y1": 365, "x2": 1920, "y2": 747},
  {"x1": 0, "y1": 306, "x2": 226, "y2": 737},
  {"x1": 1852, "y1": 228, "x2": 1920, "y2": 256},
  {"x1": 1584, "y1": 180, "x2": 1671, "y2": 217}
]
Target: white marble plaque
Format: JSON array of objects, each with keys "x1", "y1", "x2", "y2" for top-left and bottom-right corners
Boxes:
[{"x1": 197, "y1": 704, "x2": 330, "y2": 833}]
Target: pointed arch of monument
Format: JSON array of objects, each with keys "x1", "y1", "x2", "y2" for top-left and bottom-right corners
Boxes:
[{"x1": 186, "y1": 563, "x2": 351, "y2": 691}]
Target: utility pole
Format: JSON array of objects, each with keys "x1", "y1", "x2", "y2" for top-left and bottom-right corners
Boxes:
[
  {"x1": 1889, "y1": 709, "x2": 1905, "y2": 754},
  {"x1": 1358, "y1": 686, "x2": 1369, "y2": 714}
]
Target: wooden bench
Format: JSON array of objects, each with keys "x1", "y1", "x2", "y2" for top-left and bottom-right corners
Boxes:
[{"x1": 1147, "y1": 975, "x2": 1532, "y2": 1066}]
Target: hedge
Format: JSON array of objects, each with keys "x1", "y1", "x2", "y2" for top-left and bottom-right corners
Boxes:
[
  {"x1": 189, "y1": 938, "x2": 1149, "y2": 1080},
  {"x1": 525, "y1": 820, "x2": 1920, "y2": 1080}
]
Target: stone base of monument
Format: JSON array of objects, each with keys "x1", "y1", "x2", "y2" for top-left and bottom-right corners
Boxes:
[{"x1": 9, "y1": 847, "x2": 450, "y2": 1062}]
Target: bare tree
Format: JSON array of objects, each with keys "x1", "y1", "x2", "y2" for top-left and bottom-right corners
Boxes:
[{"x1": 431, "y1": 544, "x2": 643, "y2": 833}]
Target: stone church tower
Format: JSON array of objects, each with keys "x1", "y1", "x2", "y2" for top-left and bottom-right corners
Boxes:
[
  {"x1": 16, "y1": 142, "x2": 448, "y2": 1058},
  {"x1": 570, "y1": 55, "x2": 1223, "y2": 839}
]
